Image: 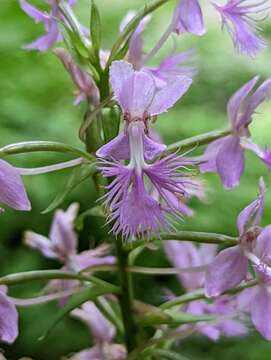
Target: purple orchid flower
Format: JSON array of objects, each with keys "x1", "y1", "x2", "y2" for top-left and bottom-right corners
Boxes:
[
  {"x1": 205, "y1": 177, "x2": 265, "y2": 297},
  {"x1": 213, "y1": 0, "x2": 267, "y2": 56},
  {"x1": 165, "y1": 241, "x2": 247, "y2": 339},
  {"x1": 25, "y1": 203, "x2": 115, "y2": 297},
  {"x1": 238, "y1": 225, "x2": 271, "y2": 340},
  {"x1": 0, "y1": 286, "x2": 18, "y2": 344},
  {"x1": 172, "y1": 0, "x2": 206, "y2": 36},
  {"x1": 96, "y1": 60, "x2": 197, "y2": 239},
  {"x1": 19, "y1": 0, "x2": 76, "y2": 51},
  {"x1": 0, "y1": 159, "x2": 31, "y2": 212},
  {"x1": 54, "y1": 48, "x2": 100, "y2": 106},
  {"x1": 200, "y1": 76, "x2": 271, "y2": 189},
  {"x1": 70, "y1": 301, "x2": 126, "y2": 360}
]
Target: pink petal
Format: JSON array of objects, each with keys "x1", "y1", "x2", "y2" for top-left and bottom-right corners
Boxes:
[
  {"x1": 75, "y1": 251, "x2": 115, "y2": 271},
  {"x1": 24, "y1": 26, "x2": 60, "y2": 52},
  {"x1": 164, "y1": 241, "x2": 203, "y2": 290},
  {"x1": 199, "y1": 137, "x2": 227, "y2": 173},
  {"x1": 128, "y1": 15, "x2": 151, "y2": 68},
  {"x1": 109, "y1": 61, "x2": 134, "y2": 106},
  {"x1": 205, "y1": 246, "x2": 248, "y2": 297},
  {"x1": 237, "y1": 177, "x2": 265, "y2": 236},
  {"x1": 148, "y1": 76, "x2": 192, "y2": 116},
  {"x1": 174, "y1": 0, "x2": 206, "y2": 36},
  {"x1": 254, "y1": 225, "x2": 271, "y2": 260},
  {"x1": 227, "y1": 76, "x2": 259, "y2": 129},
  {"x1": 250, "y1": 285, "x2": 271, "y2": 340},
  {"x1": 49, "y1": 205, "x2": 78, "y2": 260},
  {"x1": 71, "y1": 301, "x2": 115, "y2": 343},
  {"x1": 216, "y1": 135, "x2": 245, "y2": 189},
  {"x1": 24, "y1": 231, "x2": 58, "y2": 259},
  {"x1": 240, "y1": 77, "x2": 271, "y2": 128},
  {"x1": 96, "y1": 132, "x2": 130, "y2": 160},
  {"x1": 143, "y1": 133, "x2": 166, "y2": 160},
  {"x1": 0, "y1": 160, "x2": 31, "y2": 211},
  {"x1": 0, "y1": 291, "x2": 18, "y2": 344},
  {"x1": 19, "y1": 0, "x2": 49, "y2": 23},
  {"x1": 119, "y1": 71, "x2": 155, "y2": 117},
  {"x1": 68, "y1": 346, "x2": 102, "y2": 360}
]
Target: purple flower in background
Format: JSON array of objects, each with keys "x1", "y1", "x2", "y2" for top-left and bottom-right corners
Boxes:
[
  {"x1": 119, "y1": 11, "x2": 151, "y2": 69},
  {"x1": 172, "y1": 0, "x2": 206, "y2": 36},
  {"x1": 0, "y1": 159, "x2": 31, "y2": 212},
  {"x1": 19, "y1": 0, "x2": 76, "y2": 51},
  {"x1": 120, "y1": 11, "x2": 196, "y2": 85},
  {"x1": 0, "y1": 286, "x2": 18, "y2": 344},
  {"x1": 205, "y1": 178, "x2": 265, "y2": 297},
  {"x1": 96, "y1": 60, "x2": 196, "y2": 239},
  {"x1": 54, "y1": 48, "x2": 100, "y2": 106},
  {"x1": 165, "y1": 241, "x2": 247, "y2": 339},
  {"x1": 25, "y1": 203, "x2": 115, "y2": 296},
  {"x1": 70, "y1": 301, "x2": 126, "y2": 360},
  {"x1": 200, "y1": 76, "x2": 271, "y2": 189},
  {"x1": 213, "y1": 0, "x2": 267, "y2": 56},
  {"x1": 165, "y1": 241, "x2": 216, "y2": 290},
  {"x1": 145, "y1": 49, "x2": 197, "y2": 88},
  {"x1": 238, "y1": 225, "x2": 271, "y2": 340}
]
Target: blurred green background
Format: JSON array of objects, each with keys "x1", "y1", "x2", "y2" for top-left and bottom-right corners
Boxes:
[{"x1": 1, "y1": 0, "x2": 271, "y2": 359}]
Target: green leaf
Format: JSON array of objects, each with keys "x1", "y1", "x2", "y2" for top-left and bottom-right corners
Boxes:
[
  {"x1": 42, "y1": 163, "x2": 96, "y2": 214},
  {"x1": 90, "y1": 0, "x2": 102, "y2": 58},
  {"x1": 75, "y1": 205, "x2": 106, "y2": 231},
  {"x1": 40, "y1": 285, "x2": 113, "y2": 341},
  {"x1": 102, "y1": 106, "x2": 121, "y2": 143}
]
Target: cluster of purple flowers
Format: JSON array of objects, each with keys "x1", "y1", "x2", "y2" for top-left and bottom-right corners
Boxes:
[
  {"x1": 0, "y1": 0, "x2": 270, "y2": 354},
  {"x1": 0, "y1": 203, "x2": 115, "y2": 346},
  {"x1": 165, "y1": 178, "x2": 271, "y2": 341}
]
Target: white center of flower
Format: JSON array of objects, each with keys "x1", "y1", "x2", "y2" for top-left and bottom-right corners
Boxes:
[{"x1": 127, "y1": 122, "x2": 147, "y2": 174}]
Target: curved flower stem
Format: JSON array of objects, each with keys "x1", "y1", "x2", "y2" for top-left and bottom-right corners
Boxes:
[
  {"x1": 0, "y1": 141, "x2": 94, "y2": 161},
  {"x1": 0, "y1": 270, "x2": 119, "y2": 293},
  {"x1": 160, "y1": 231, "x2": 237, "y2": 246},
  {"x1": 105, "y1": 0, "x2": 171, "y2": 68},
  {"x1": 83, "y1": 263, "x2": 207, "y2": 275},
  {"x1": 160, "y1": 279, "x2": 258, "y2": 310},
  {"x1": 124, "y1": 231, "x2": 238, "y2": 251},
  {"x1": 16, "y1": 158, "x2": 84, "y2": 175},
  {"x1": 115, "y1": 238, "x2": 138, "y2": 353},
  {"x1": 165, "y1": 127, "x2": 231, "y2": 154}
]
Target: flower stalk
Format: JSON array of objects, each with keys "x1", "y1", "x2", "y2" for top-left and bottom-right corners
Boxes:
[{"x1": 115, "y1": 238, "x2": 138, "y2": 353}]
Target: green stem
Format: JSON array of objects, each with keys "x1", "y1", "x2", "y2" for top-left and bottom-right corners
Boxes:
[
  {"x1": 165, "y1": 128, "x2": 231, "y2": 154},
  {"x1": 0, "y1": 141, "x2": 93, "y2": 161},
  {"x1": 0, "y1": 270, "x2": 119, "y2": 293},
  {"x1": 160, "y1": 231, "x2": 237, "y2": 246},
  {"x1": 79, "y1": 94, "x2": 113, "y2": 142},
  {"x1": 105, "y1": 0, "x2": 171, "y2": 68},
  {"x1": 160, "y1": 280, "x2": 258, "y2": 310},
  {"x1": 124, "y1": 231, "x2": 237, "y2": 251},
  {"x1": 115, "y1": 238, "x2": 138, "y2": 353}
]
